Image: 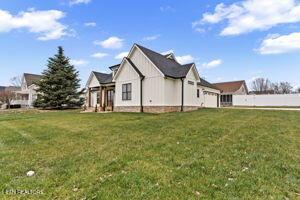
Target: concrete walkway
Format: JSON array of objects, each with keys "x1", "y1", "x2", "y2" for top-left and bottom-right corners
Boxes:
[{"x1": 222, "y1": 107, "x2": 300, "y2": 111}]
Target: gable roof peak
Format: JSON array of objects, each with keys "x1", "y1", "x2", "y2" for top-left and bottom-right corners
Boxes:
[
  {"x1": 134, "y1": 44, "x2": 194, "y2": 79},
  {"x1": 92, "y1": 71, "x2": 113, "y2": 84},
  {"x1": 23, "y1": 73, "x2": 42, "y2": 87}
]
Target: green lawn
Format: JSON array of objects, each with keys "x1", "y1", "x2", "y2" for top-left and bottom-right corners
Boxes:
[{"x1": 0, "y1": 109, "x2": 299, "y2": 199}]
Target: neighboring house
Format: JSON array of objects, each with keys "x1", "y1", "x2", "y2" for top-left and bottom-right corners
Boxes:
[
  {"x1": 0, "y1": 86, "x2": 21, "y2": 108},
  {"x1": 85, "y1": 44, "x2": 220, "y2": 113},
  {"x1": 213, "y1": 80, "x2": 248, "y2": 106},
  {"x1": 14, "y1": 73, "x2": 42, "y2": 107}
]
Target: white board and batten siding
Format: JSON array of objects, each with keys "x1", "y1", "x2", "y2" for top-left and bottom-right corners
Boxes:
[
  {"x1": 130, "y1": 47, "x2": 166, "y2": 106},
  {"x1": 115, "y1": 60, "x2": 141, "y2": 107},
  {"x1": 114, "y1": 46, "x2": 220, "y2": 109},
  {"x1": 184, "y1": 67, "x2": 200, "y2": 106},
  {"x1": 164, "y1": 78, "x2": 181, "y2": 106},
  {"x1": 89, "y1": 74, "x2": 100, "y2": 88},
  {"x1": 233, "y1": 94, "x2": 300, "y2": 107}
]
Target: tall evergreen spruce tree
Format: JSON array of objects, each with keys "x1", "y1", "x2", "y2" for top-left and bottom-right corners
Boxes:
[{"x1": 34, "y1": 46, "x2": 84, "y2": 109}]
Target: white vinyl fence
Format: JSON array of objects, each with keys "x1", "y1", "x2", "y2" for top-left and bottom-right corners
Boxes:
[{"x1": 233, "y1": 94, "x2": 300, "y2": 107}]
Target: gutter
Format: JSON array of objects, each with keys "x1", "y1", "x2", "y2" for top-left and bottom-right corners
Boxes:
[
  {"x1": 181, "y1": 78, "x2": 184, "y2": 112},
  {"x1": 140, "y1": 76, "x2": 145, "y2": 112}
]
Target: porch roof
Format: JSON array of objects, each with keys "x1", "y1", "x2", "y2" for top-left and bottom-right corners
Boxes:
[{"x1": 92, "y1": 72, "x2": 113, "y2": 84}]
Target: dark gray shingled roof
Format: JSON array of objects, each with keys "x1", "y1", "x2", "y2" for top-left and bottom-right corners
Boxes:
[
  {"x1": 109, "y1": 64, "x2": 121, "y2": 70},
  {"x1": 24, "y1": 73, "x2": 42, "y2": 87},
  {"x1": 125, "y1": 58, "x2": 144, "y2": 78},
  {"x1": 197, "y1": 78, "x2": 219, "y2": 90},
  {"x1": 136, "y1": 44, "x2": 194, "y2": 79},
  {"x1": 92, "y1": 71, "x2": 113, "y2": 84}
]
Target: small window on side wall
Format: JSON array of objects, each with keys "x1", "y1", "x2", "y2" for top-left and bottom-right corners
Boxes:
[
  {"x1": 197, "y1": 89, "x2": 200, "y2": 98},
  {"x1": 188, "y1": 81, "x2": 194, "y2": 85},
  {"x1": 122, "y1": 83, "x2": 132, "y2": 100}
]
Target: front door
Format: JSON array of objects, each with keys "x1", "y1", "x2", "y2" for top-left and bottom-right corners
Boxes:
[
  {"x1": 91, "y1": 91, "x2": 98, "y2": 107},
  {"x1": 107, "y1": 90, "x2": 114, "y2": 107}
]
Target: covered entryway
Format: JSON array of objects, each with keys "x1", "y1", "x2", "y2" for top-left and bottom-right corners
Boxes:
[
  {"x1": 85, "y1": 71, "x2": 115, "y2": 112},
  {"x1": 220, "y1": 94, "x2": 233, "y2": 106}
]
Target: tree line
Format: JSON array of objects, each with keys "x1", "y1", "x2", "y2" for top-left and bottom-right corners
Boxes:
[{"x1": 251, "y1": 78, "x2": 299, "y2": 94}]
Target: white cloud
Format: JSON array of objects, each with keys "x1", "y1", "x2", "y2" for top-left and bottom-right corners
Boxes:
[
  {"x1": 84, "y1": 22, "x2": 96, "y2": 27},
  {"x1": 69, "y1": 0, "x2": 91, "y2": 5},
  {"x1": 94, "y1": 36, "x2": 124, "y2": 49},
  {"x1": 196, "y1": 0, "x2": 300, "y2": 36},
  {"x1": 0, "y1": 9, "x2": 68, "y2": 41},
  {"x1": 202, "y1": 59, "x2": 222, "y2": 69},
  {"x1": 114, "y1": 52, "x2": 129, "y2": 60},
  {"x1": 91, "y1": 52, "x2": 108, "y2": 59},
  {"x1": 176, "y1": 55, "x2": 194, "y2": 64},
  {"x1": 143, "y1": 34, "x2": 161, "y2": 41},
  {"x1": 195, "y1": 28, "x2": 205, "y2": 33},
  {"x1": 161, "y1": 49, "x2": 174, "y2": 55},
  {"x1": 258, "y1": 32, "x2": 300, "y2": 54},
  {"x1": 70, "y1": 59, "x2": 88, "y2": 66},
  {"x1": 160, "y1": 6, "x2": 176, "y2": 12}
]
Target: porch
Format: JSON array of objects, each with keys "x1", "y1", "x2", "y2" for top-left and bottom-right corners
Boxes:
[
  {"x1": 220, "y1": 94, "x2": 233, "y2": 107},
  {"x1": 87, "y1": 84, "x2": 115, "y2": 112},
  {"x1": 12, "y1": 90, "x2": 31, "y2": 107}
]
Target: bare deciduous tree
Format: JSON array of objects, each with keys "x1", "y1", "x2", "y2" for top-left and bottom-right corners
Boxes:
[
  {"x1": 10, "y1": 75, "x2": 22, "y2": 87},
  {"x1": 272, "y1": 82, "x2": 293, "y2": 94},
  {"x1": 251, "y1": 78, "x2": 272, "y2": 93},
  {"x1": 279, "y1": 82, "x2": 293, "y2": 94},
  {"x1": 0, "y1": 90, "x2": 15, "y2": 109}
]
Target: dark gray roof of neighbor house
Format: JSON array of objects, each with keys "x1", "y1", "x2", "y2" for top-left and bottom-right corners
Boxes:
[
  {"x1": 0, "y1": 86, "x2": 21, "y2": 92},
  {"x1": 92, "y1": 71, "x2": 113, "y2": 84},
  {"x1": 24, "y1": 73, "x2": 42, "y2": 87},
  {"x1": 197, "y1": 78, "x2": 219, "y2": 90},
  {"x1": 136, "y1": 44, "x2": 194, "y2": 79}
]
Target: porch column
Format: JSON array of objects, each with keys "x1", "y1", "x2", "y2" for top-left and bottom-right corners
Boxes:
[
  {"x1": 99, "y1": 87, "x2": 103, "y2": 110},
  {"x1": 103, "y1": 87, "x2": 106, "y2": 111},
  {"x1": 88, "y1": 88, "x2": 91, "y2": 107}
]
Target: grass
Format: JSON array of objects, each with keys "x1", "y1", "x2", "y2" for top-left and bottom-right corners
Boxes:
[{"x1": 0, "y1": 109, "x2": 299, "y2": 199}]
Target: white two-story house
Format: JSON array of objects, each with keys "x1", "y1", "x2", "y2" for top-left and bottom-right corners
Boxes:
[
  {"x1": 85, "y1": 44, "x2": 220, "y2": 113},
  {"x1": 14, "y1": 73, "x2": 42, "y2": 107}
]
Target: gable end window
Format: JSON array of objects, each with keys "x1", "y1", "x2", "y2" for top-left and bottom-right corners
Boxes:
[
  {"x1": 122, "y1": 83, "x2": 132, "y2": 100},
  {"x1": 188, "y1": 81, "x2": 194, "y2": 85}
]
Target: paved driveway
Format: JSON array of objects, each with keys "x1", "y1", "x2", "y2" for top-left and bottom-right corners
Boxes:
[{"x1": 222, "y1": 107, "x2": 300, "y2": 111}]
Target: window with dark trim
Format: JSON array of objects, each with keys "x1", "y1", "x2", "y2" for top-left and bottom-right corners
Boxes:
[
  {"x1": 197, "y1": 89, "x2": 200, "y2": 98},
  {"x1": 188, "y1": 81, "x2": 194, "y2": 85},
  {"x1": 122, "y1": 83, "x2": 132, "y2": 100}
]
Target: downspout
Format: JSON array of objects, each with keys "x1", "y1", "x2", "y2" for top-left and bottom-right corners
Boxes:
[
  {"x1": 181, "y1": 78, "x2": 184, "y2": 112},
  {"x1": 140, "y1": 76, "x2": 145, "y2": 112}
]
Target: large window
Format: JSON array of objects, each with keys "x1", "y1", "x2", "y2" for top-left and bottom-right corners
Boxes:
[{"x1": 122, "y1": 83, "x2": 132, "y2": 100}]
